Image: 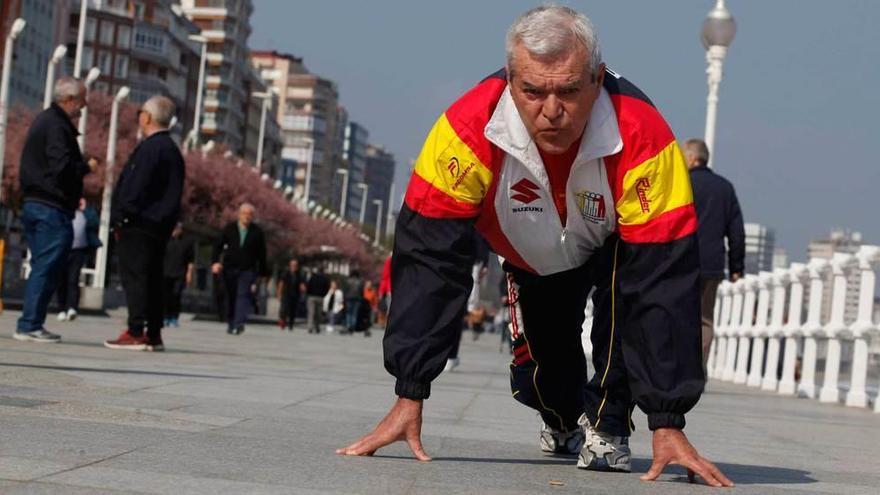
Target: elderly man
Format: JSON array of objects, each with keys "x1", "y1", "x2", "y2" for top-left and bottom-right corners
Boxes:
[
  {"x1": 104, "y1": 96, "x2": 185, "y2": 351},
  {"x1": 211, "y1": 203, "x2": 268, "y2": 335},
  {"x1": 684, "y1": 138, "x2": 745, "y2": 370},
  {"x1": 338, "y1": 6, "x2": 733, "y2": 488},
  {"x1": 14, "y1": 77, "x2": 97, "y2": 343}
]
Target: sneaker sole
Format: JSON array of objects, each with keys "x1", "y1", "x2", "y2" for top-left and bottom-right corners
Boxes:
[
  {"x1": 577, "y1": 456, "x2": 631, "y2": 473},
  {"x1": 104, "y1": 342, "x2": 147, "y2": 351},
  {"x1": 12, "y1": 333, "x2": 61, "y2": 343},
  {"x1": 145, "y1": 345, "x2": 165, "y2": 352}
]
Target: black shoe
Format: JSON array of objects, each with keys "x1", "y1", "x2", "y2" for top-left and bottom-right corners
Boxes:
[
  {"x1": 235, "y1": 325, "x2": 245, "y2": 335},
  {"x1": 364, "y1": 330, "x2": 372, "y2": 337},
  {"x1": 227, "y1": 327, "x2": 235, "y2": 335}
]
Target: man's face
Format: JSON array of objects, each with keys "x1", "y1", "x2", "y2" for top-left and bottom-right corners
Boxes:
[
  {"x1": 239, "y1": 207, "x2": 254, "y2": 227},
  {"x1": 508, "y1": 42, "x2": 604, "y2": 154},
  {"x1": 137, "y1": 107, "x2": 152, "y2": 136},
  {"x1": 289, "y1": 260, "x2": 298, "y2": 272},
  {"x1": 60, "y1": 91, "x2": 87, "y2": 120}
]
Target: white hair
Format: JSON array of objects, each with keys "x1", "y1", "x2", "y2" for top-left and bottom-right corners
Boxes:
[
  {"x1": 52, "y1": 76, "x2": 85, "y2": 103},
  {"x1": 143, "y1": 95, "x2": 176, "y2": 127},
  {"x1": 506, "y1": 4, "x2": 602, "y2": 78},
  {"x1": 239, "y1": 202, "x2": 256, "y2": 213}
]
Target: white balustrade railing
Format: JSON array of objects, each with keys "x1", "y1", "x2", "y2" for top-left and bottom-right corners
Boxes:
[{"x1": 706, "y1": 246, "x2": 880, "y2": 414}]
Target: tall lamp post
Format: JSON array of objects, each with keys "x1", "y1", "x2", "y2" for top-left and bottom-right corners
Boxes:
[
  {"x1": 77, "y1": 67, "x2": 101, "y2": 151},
  {"x1": 385, "y1": 181, "x2": 394, "y2": 241},
  {"x1": 356, "y1": 182, "x2": 368, "y2": 226},
  {"x1": 302, "y1": 138, "x2": 315, "y2": 207},
  {"x1": 372, "y1": 199, "x2": 383, "y2": 247},
  {"x1": 73, "y1": 0, "x2": 88, "y2": 78},
  {"x1": 701, "y1": 0, "x2": 736, "y2": 168},
  {"x1": 43, "y1": 45, "x2": 68, "y2": 109},
  {"x1": 187, "y1": 34, "x2": 207, "y2": 149},
  {"x1": 251, "y1": 91, "x2": 271, "y2": 172},
  {"x1": 336, "y1": 168, "x2": 349, "y2": 218},
  {"x1": 93, "y1": 86, "x2": 130, "y2": 289},
  {"x1": 0, "y1": 17, "x2": 26, "y2": 203}
]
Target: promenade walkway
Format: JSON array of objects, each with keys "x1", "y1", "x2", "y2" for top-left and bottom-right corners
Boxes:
[{"x1": 0, "y1": 311, "x2": 876, "y2": 494}]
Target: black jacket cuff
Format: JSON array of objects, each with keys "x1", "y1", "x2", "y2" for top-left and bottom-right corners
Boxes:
[
  {"x1": 647, "y1": 412, "x2": 686, "y2": 430},
  {"x1": 395, "y1": 380, "x2": 430, "y2": 400}
]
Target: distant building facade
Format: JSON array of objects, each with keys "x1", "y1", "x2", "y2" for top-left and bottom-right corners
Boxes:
[{"x1": 744, "y1": 222, "x2": 775, "y2": 275}]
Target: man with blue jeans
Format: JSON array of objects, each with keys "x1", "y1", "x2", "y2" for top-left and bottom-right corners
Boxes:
[{"x1": 14, "y1": 77, "x2": 97, "y2": 343}]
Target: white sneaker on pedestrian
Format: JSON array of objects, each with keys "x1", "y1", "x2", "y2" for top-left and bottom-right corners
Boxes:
[
  {"x1": 57, "y1": 311, "x2": 68, "y2": 322},
  {"x1": 540, "y1": 422, "x2": 585, "y2": 455},
  {"x1": 443, "y1": 357, "x2": 460, "y2": 372},
  {"x1": 66, "y1": 309, "x2": 78, "y2": 321},
  {"x1": 13, "y1": 329, "x2": 61, "y2": 343},
  {"x1": 576, "y1": 414, "x2": 631, "y2": 472}
]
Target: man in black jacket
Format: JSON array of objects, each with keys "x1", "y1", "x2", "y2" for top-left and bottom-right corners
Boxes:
[
  {"x1": 684, "y1": 138, "x2": 745, "y2": 370},
  {"x1": 14, "y1": 77, "x2": 97, "y2": 343},
  {"x1": 104, "y1": 96, "x2": 185, "y2": 352},
  {"x1": 211, "y1": 203, "x2": 268, "y2": 335}
]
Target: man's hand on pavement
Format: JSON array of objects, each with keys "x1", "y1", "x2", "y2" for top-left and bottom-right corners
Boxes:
[
  {"x1": 641, "y1": 428, "x2": 734, "y2": 488},
  {"x1": 336, "y1": 397, "x2": 430, "y2": 461}
]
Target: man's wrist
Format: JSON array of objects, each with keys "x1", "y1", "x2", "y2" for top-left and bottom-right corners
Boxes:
[
  {"x1": 395, "y1": 379, "x2": 431, "y2": 400},
  {"x1": 647, "y1": 412, "x2": 685, "y2": 431}
]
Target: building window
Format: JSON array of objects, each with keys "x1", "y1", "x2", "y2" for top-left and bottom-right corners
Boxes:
[
  {"x1": 134, "y1": 2, "x2": 145, "y2": 20},
  {"x1": 115, "y1": 56, "x2": 128, "y2": 78},
  {"x1": 81, "y1": 47, "x2": 93, "y2": 69},
  {"x1": 86, "y1": 18, "x2": 97, "y2": 42},
  {"x1": 99, "y1": 22, "x2": 114, "y2": 46},
  {"x1": 117, "y1": 25, "x2": 131, "y2": 50},
  {"x1": 97, "y1": 51, "x2": 111, "y2": 74}
]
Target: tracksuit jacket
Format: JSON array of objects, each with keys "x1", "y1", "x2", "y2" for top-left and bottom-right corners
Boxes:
[{"x1": 385, "y1": 68, "x2": 704, "y2": 431}]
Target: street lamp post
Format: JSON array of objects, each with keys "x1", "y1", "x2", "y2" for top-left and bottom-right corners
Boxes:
[
  {"x1": 43, "y1": 45, "x2": 68, "y2": 109},
  {"x1": 93, "y1": 86, "x2": 130, "y2": 289},
  {"x1": 252, "y1": 91, "x2": 271, "y2": 172},
  {"x1": 302, "y1": 139, "x2": 315, "y2": 207},
  {"x1": 701, "y1": 0, "x2": 736, "y2": 168},
  {"x1": 336, "y1": 168, "x2": 349, "y2": 217},
  {"x1": 385, "y1": 182, "x2": 394, "y2": 241},
  {"x1": 187, "y1": 34, "x2": 207, "y2": 149},
  {"x1": 372, "y1": 199, "x2": 383, "y2": 247},
  {"x1": 0, "y1": 18, "x2": 26, "y2": 204},
  {"x1": 73, "y1": 0, "x2": 88, "y2": 77},
  {"x1": 77, "y1": 67, "x2": 101, "y2": 151},
  {"x1": 356, "y1": 182, "x2": 368, "y2": 226}
]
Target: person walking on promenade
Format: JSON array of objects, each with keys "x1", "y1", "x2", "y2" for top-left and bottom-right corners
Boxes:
[
  {"x1": 211, "y1": 203, "x2": 268, "y2": 335},
  {"x1": 377, "y1": 256, "x2": 392, "y2": 327},
  {"x1": 104, "y1": 96, "x2": 185, "y2": 352},
  {"x1": 305, "y1": 266, "x2": 330, "y2": 334},
  {"x1": 339, "y1": 6, "x2": 732, "y2": 488},
  {"x1": 14, "y1": 77, "x2": 97, "y2": 343},
  {"x1": 162, "y1": 222, "x2": 194, "y2": 328},
  {"x1": 323, "y1": 279, "x2": 345, "y2": 333},
  {"x1": 56, "y1": 198, "x2": 100, "y2": 322},
  {"x1": 343, "y1": 270, "x2": 365, "y2": 335},
  {"x1": 684, "y1": 138, "x2": 745, "y2": 371},
  {"x1": 277, "y1": 258, "x2": 305, "y2": 331}
]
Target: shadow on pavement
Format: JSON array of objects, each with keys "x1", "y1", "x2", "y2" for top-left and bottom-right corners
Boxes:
[
  {"x1": 373, "y1": 454, "x2": 574, "y2": 466},
  {"x1": 0, "y1": 363, "x2": 239, "y2": 380},
  {"x1": 631, "y1": 458, "x2": 816, "y2": 485}
]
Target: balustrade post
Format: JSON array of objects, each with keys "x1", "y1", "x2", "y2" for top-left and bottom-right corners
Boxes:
[
  {"x1": 798, "y1": 258, "x2": 829, "y2": 399},
  {"x1": 734, "y1": 275, "x2": 758, "y2": 384},
  {"x1": 819, "y1": 253, "x2": 855, "y2": 404},
  {"x1": 845, "y1": 246, "x2": 878, "y2": 408},
  {"x1": 779, "y1": 263, "x2": 807, "y2": 396},
  {"x1": 747, "y1": 272, "x2": 773, "y2": 387},
  {"x1": 762, "y1": 269, "x2": 789, "y2": 391},
  {"x1": 722, "y1": 279, "x2": 744, "y2": 381}
]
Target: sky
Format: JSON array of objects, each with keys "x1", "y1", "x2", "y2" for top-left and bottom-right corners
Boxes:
[{"x1": 250, "y1": 1, "x2": 880, "y2": 261}]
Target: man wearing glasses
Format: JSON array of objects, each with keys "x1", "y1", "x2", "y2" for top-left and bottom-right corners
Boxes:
[{"x1": 104, "y1": 96, "x2": 184, "y2": 352}]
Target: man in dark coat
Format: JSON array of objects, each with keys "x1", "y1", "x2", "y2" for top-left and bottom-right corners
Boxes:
[
  {"x1": 277, "y1": 258, "x2": 305, "y2": 331},
  {"x1": 684, "y1": 138, "x2": 745, "y2": 370},
  {"x1": 14, "y1": 77, "x2": 97, "y2": 343},
  {"x1": 104, "y1": 96, "x2": 185, "y2": 352},
  {"x1": 211, "y1": 203, "x2": 268, "y2": 335}
]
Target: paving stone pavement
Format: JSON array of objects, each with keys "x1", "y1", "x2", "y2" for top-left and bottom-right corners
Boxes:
[{"x1": 0, "y1": 311, "x2": 877, "y2": 494}]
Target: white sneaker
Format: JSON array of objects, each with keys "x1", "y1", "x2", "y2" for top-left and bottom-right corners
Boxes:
[
  {"x1": 576, "y1": 414, "x2": 631, "y2": 472},
  {"x1": 66, "y1": 309, "x2": 78, "y2": 321},
  {"x1": 57, "y1": 311, "x2": 68, "y2": 322},
  {"x1": 540, "y1": 422, "x2": 585, "y2": 455},
  {"x1": 443, "y1": 357, "x2": 460, "y2": 372}
]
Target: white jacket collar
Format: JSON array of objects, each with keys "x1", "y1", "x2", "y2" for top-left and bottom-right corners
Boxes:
[{"x1": 484, "y1": 86, "x2": 623, "y2": 190}]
